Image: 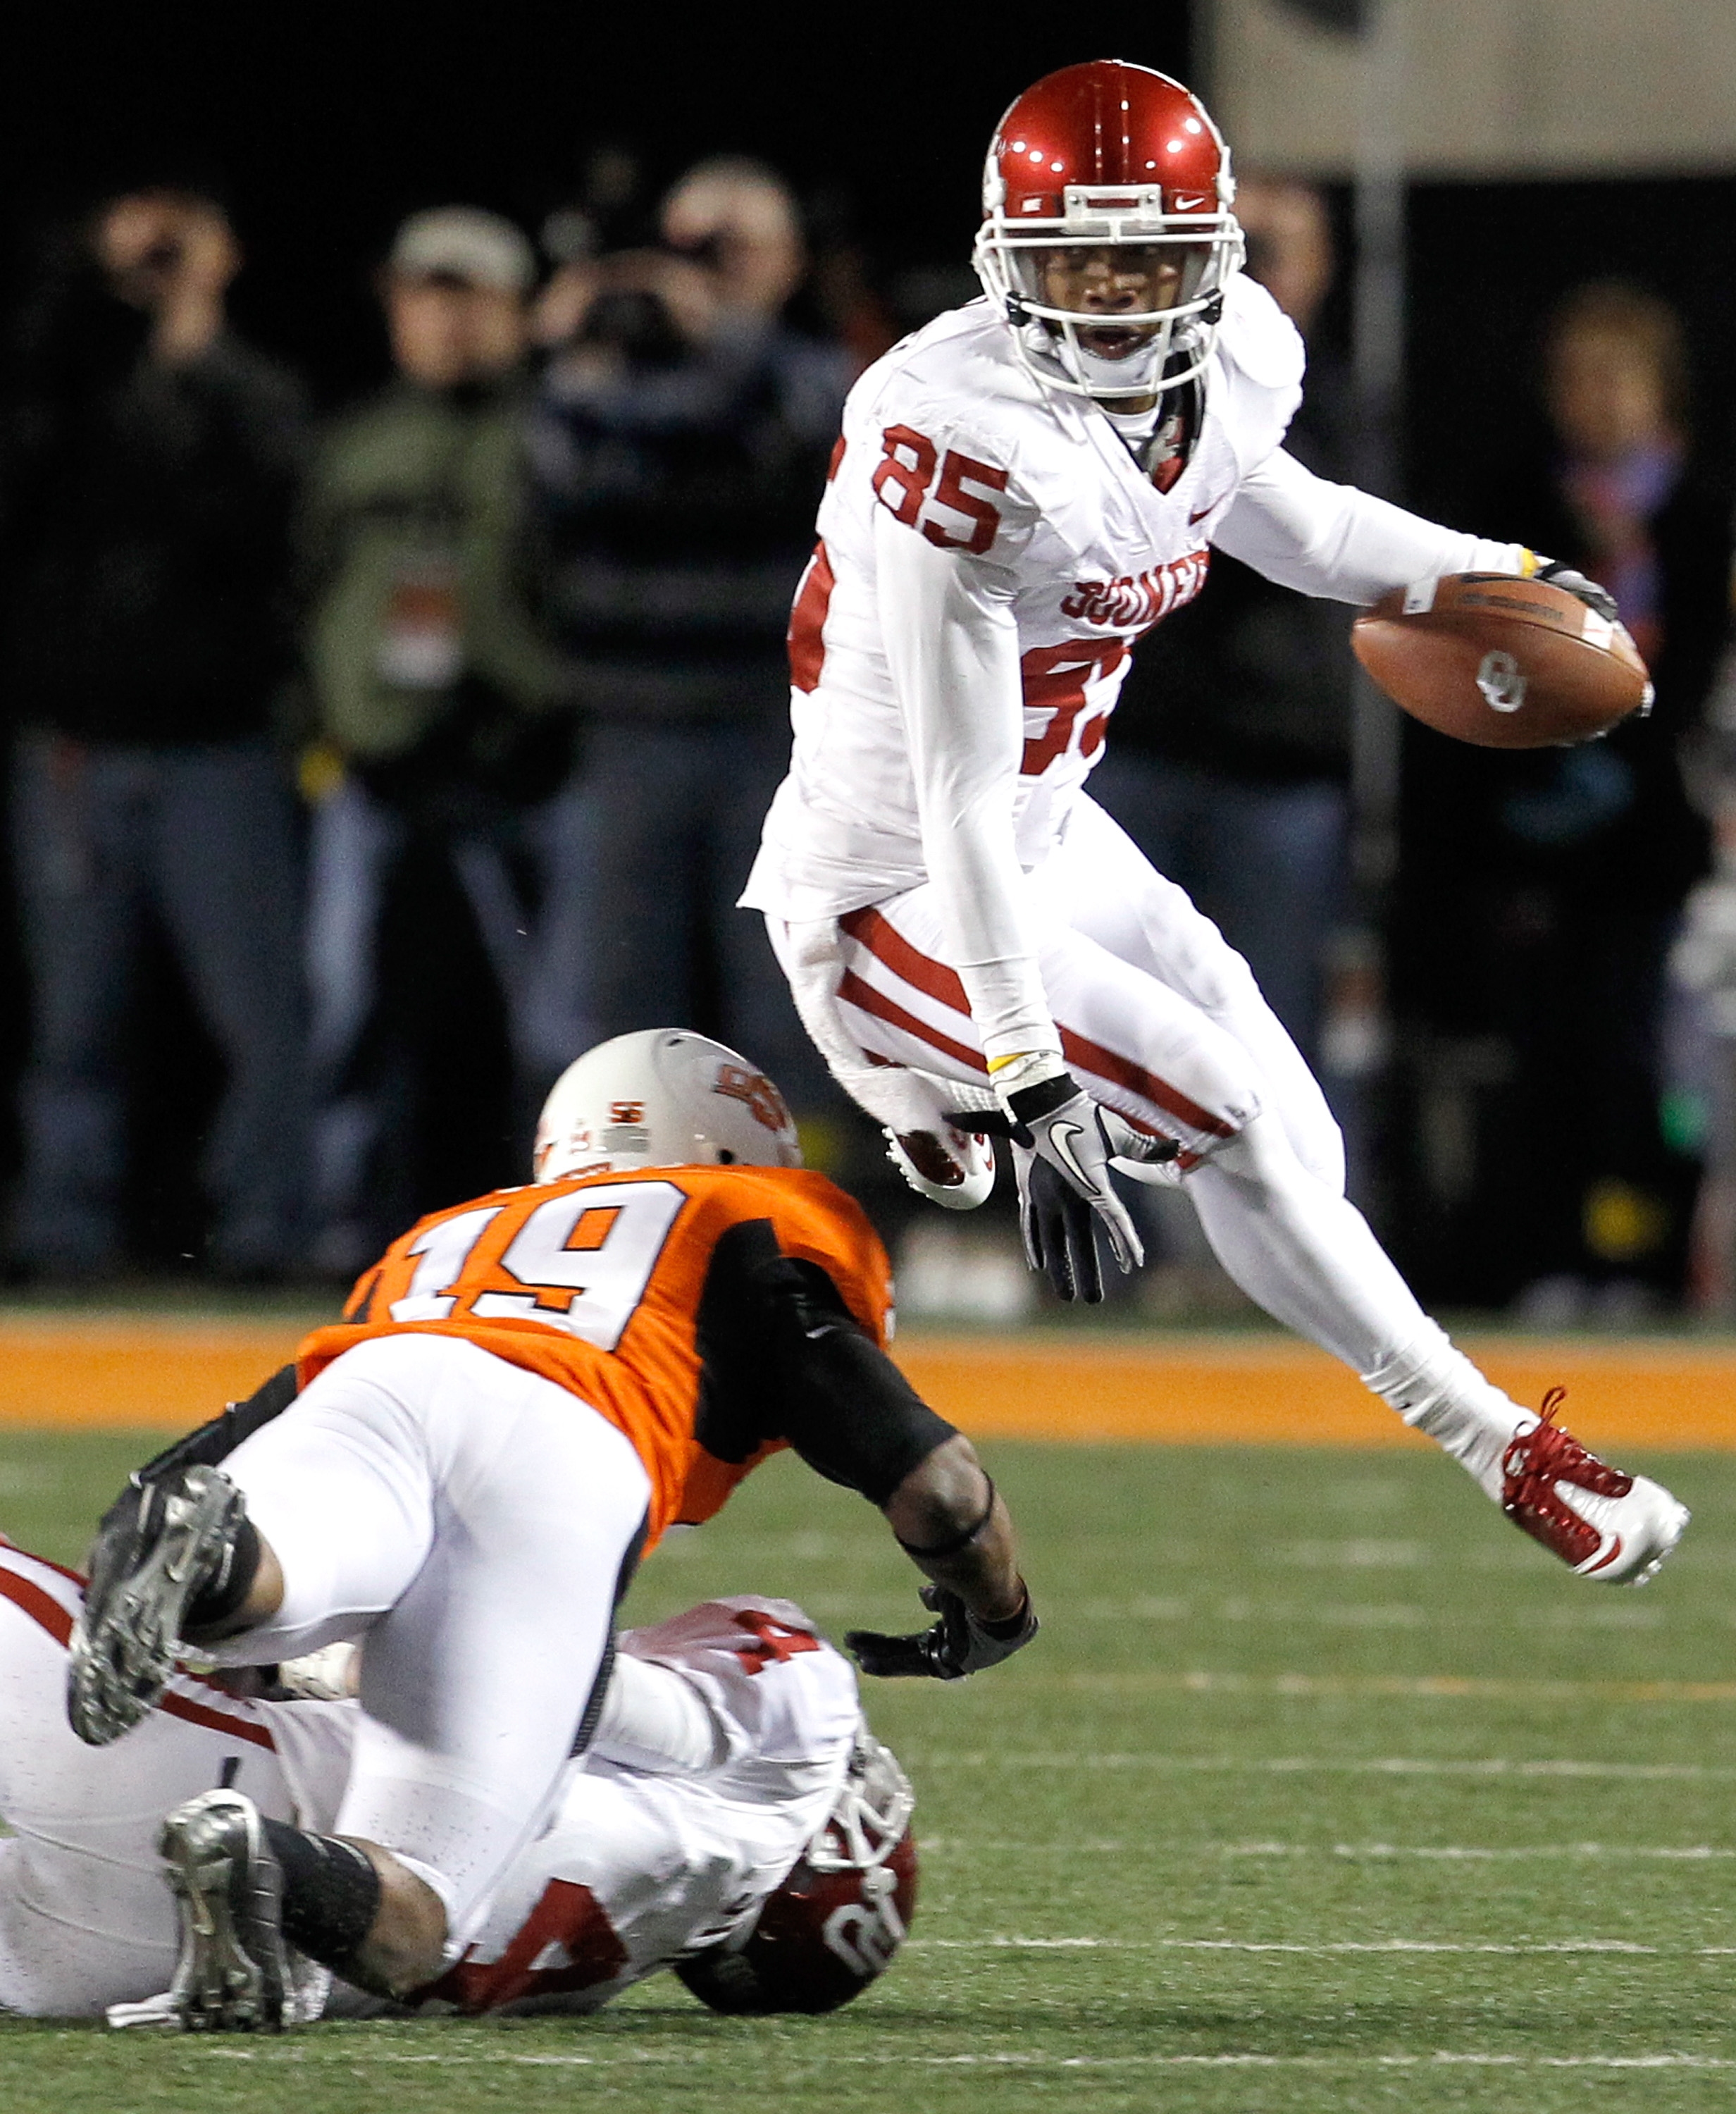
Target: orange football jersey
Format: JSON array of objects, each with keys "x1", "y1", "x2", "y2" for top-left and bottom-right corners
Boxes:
[{"x1": 296, "y1": 1166, "x2": 894, "y2": 1546}]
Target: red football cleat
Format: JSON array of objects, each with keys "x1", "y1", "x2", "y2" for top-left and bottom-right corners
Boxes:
[{"x1": 1501, "y1": 1388, "x2": 1688, "y2": 1584}]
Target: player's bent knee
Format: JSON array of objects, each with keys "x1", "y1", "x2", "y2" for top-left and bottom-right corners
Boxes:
[{"x1": 1203, "y1": 1108, "x2": 1327, "y2": 1199}]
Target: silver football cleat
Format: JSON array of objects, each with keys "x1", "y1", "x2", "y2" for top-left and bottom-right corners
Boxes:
[
  {"x1": 68, "y1": 1465, "x2": 249, "y2": 1746},
  {"x1": 154, "y1": 1789, "x2": 292, "y2": 2032}
]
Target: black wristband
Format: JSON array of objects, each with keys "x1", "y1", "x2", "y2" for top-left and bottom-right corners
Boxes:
[
  {"x1": 1004, "y1": 1070, "x2": 1079, "y2": 1125},
  {"x1": 976, "y1": 1586, "x2": 1033, "y2": 1640},
  {"x1": 895, "y1": 1476, "x2": 998, "y2": 1559}
]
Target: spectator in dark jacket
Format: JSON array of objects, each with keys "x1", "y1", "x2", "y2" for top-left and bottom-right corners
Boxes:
[
  {"x1": 300, "y1": 205, "x2": 572, "y2": 1271},
  {"x1": 1, "y1": 188, "x2": 310, "y2": 1282},
  {"x1": 524, "y1": 159, "x2": 850, "y2": 1118},
  {"x1": 1401, "y1": 281, "x2": 1726, "y2": 1316}
]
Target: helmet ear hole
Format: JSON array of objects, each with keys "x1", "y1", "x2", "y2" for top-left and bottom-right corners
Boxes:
[{"x1": 717, "y1": 1149, "x2": 738, "y2": 1164}]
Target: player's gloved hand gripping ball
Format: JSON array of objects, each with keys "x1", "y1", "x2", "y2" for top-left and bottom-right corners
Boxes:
[
  {"x1": 846, "y1": 1583, "x2": 1038, "y2": 1681},
  {"x1": 1532, "y1": 559, "x2": 1620, "y2": 622},
  {"x1": 1351, "y1": 560, "x2": 1647, "y2": 750}
]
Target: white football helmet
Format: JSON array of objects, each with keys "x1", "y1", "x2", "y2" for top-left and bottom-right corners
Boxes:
[{"x1": 533, "y1": 1029, "x2": 802, "y2": 1182}]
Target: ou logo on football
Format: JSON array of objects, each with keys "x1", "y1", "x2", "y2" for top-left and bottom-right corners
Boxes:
[
  {"x1": 1475, "y1": 648, "x2": 1527, "y2": 713},
  {"x1": 823, "y1": 1881, "x2": 907, "y2": 1977}
]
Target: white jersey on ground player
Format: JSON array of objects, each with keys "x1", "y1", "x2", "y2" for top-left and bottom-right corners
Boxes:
[
  {"x1": 743, "y1": 57, "x2": 1687, "y2": 1584},
  {"x1": 0, "y1": 1539, "x2": 903, "y2": 2020}
]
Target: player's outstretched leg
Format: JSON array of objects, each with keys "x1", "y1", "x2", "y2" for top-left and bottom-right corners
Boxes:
[
  {"x1": 157, "y1": 1790, "x2": 291, "y2": 2032},
  {"x1": 1189, "y1": 1111, "x2": 1688, "y2": 1583},
  {"x1": 68, "y1": 1466, "x2": 259, "y2": 1745}
]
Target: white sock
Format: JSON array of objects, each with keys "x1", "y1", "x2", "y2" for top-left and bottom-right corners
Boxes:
[
  {"x1": 1360, "y1": 1328, "x2": 1534, "y2": 1501},
  {"x1": 1189, "y1": 1115, "x2": 1532, "y2": 1500},
  {"x1": 590, "y1": 1653, "x2": 731, "y2": 1775}
]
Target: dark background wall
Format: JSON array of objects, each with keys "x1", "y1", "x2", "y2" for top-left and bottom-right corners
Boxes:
[
  {"x1": 4, "y1": 1, "x2": 1733, "y2": 1294},
  {"x1": 0, "y1": 3, "x2": 1192, "y2": 404}
]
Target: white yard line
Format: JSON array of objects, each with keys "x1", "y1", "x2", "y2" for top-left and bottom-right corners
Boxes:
[
  {"x1": 909, "y1": 1936, "x2": 1664, "y2": 1953},
  {"x1": 201, "y1": 2048, "x2": 1736, "y2": 2070},
  {"x1": 1016, "y1": 1669, "x2": 1736, "y2": 1701},
  {"x1": 922, "y1": 1839, "x2": 1736, "y2": 1858},
  {"x1": 917, "y1": 1752, "x2": 1734, "y2": 1777},
  {"x1": 1073, "y1": 1600, "x2": 1663, "y2": 1628}
]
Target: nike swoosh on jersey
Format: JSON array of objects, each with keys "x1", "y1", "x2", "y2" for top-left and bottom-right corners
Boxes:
[{"x1": 1189, "y1": 502, "x2": 1215, "y2": 526}]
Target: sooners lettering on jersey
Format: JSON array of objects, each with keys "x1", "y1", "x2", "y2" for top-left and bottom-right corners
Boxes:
[
  {"x1": 1060, "y1": 548, "x2": 1211, "y2": 629},
  {"x1": 297, "y1": 1168, "x2": 893, "y2": 1545},
  {"x1": 748, "y1": 273, "x2": 1303, "y2": 926}
]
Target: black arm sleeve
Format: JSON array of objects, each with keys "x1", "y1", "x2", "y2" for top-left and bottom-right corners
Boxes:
[
  {"x1": 693, "y1": 1220, "x2": 956, "y2": 1507},
  {"x1": 134, "y1": 1364, "x2": 301, "y2": 1484}
]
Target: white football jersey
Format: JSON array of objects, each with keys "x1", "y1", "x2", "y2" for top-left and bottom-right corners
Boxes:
[
  {"x1": 743, "y1": 280, "x2": 1525, "y2": 1058},
  {"x1": 413, "y1": 1596, "x2": 863, "y2": 2017},
  {"x1": 0, "y1": 1539, "x2": 353, "y2": 2017},
  {"x1": 0, "y1": 1546, "x2": 862, "y2": 2021}
]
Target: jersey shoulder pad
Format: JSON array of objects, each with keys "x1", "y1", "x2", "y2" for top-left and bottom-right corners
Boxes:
[
  {"x1": 1215, "y1": 272, "x2": 1307, "y2": 395},
  {"x1": 621, "y1": 1594, "x2": 825, "y2": 1667},
  {"x1": 624, "y1": 1597, "x2": 861, "y2": 1764},
  {"x1": 852, "y1": 302, "x2": 1041, "y2": 471},
  {"x1": 709, "y1": 1167, "x2": 893, "y2": 1343},
  {"x1": 709, "y1": 1166, "x2": 886, "y2": 1260}
]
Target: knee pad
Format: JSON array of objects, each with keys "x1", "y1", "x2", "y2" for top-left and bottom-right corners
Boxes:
[{"x1": 1197, "y1": 1107, "x2": 1307, "y2": 1189}]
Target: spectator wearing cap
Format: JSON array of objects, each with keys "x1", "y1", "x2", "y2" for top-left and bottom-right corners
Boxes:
[
  {"x1": 0, "y1": 185, "x2": 310, "y2": 1283},
  {"x1": 301, "y1": 205, "x2": 573, "y2": 1271},
  {"x1": 523, "y1": 158, "x2": 850, "y2": 1125}
]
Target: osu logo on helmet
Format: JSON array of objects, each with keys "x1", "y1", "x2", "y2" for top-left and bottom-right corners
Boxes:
[{"x1": 713, "y1": 1063, "x2": 793, "y2": 1137}]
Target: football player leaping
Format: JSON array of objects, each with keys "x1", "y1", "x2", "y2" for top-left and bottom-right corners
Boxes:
[
  {"x1": 62, "y1": 1030, "x2": 1031, "y2": 2025},
  {"x1": 741, "y1": 58, "x2": 1687, "y2": 1583},
  {"x1": 0, "y1": 1534, "x2": 916, "y2": 2023}
]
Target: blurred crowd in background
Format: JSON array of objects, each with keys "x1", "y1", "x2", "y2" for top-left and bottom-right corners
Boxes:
[{"x1": 0, "y1": 149, "x2": 1733, "y2": 1323}]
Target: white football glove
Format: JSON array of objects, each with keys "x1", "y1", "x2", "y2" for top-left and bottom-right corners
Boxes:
[{"x1": 1532, "y1": 557, "x2": 1620, "y2": 623}]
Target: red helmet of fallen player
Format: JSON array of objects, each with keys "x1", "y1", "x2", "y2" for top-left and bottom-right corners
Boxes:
[
  {"x1": 674, "y1": 1731, "x2": 917, "y2": 2014},
  {"x1": 974, "y1": 58, "x2": 1244, "y2": 404}
]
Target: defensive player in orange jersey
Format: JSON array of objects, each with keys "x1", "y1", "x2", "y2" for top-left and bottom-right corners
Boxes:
[{"x1": 62, "y1": 1030, "x2": 1036, "y2": 2029}]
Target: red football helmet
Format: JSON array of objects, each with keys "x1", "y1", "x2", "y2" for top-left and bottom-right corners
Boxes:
[
  {"x1": 674, "y1": 1730, "x2": 917, "y2": 2015},
  {"x1": 974, "y1": 59, "x2": 1244, "y2": 403}
]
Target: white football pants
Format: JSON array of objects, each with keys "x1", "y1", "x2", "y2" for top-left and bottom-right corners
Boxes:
[
  {"x1": 770, "y1": 795, "x2": 1527, "y2": 1484},
  {"x1": 209, "y1": 1333, "x2": 652, "y2": 1949}
]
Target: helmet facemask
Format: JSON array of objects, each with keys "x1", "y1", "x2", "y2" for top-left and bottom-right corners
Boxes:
[
  {"x1": 976, "y1": 178, "x2": 1244, "y2": 406},
  {"x1": 805, "y1": 1729, "x2": 915, "y2": 1877},
  {"x1": 673, "y1": 1729, "x2": 918, "y2": 2016}
]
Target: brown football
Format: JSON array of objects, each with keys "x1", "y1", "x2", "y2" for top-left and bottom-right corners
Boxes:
[{"x1": 1351, "y1": 573, "x2": 1653, "y2": 749}]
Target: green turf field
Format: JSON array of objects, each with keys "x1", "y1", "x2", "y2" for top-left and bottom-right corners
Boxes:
[{"x1": 1, "y1": 1429, "x2": 1733, "y2": 2111}]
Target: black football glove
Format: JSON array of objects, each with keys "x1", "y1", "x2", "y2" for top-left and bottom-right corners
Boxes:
[
  {"x1": 1533, "y1": 558, "x2": 1619, "y2": 623},
  {"x1": 845, "y1": 1583, "x2": 1038, "y2": 1681},
  {"x1": 1014, "y1": 1146, "x2": 1112, "y2": 1302},
  {"x1": 998, "y1": 1063, "x2": 1144, "y2": 1286}
]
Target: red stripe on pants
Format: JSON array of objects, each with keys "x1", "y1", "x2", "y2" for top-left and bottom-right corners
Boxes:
[
  {"x1": 840, "y1": 910, "x2": 1237, "y2": 1138},
  {"x1": 836, "y1": 970, "x2": 989, "y2": 1075}
]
